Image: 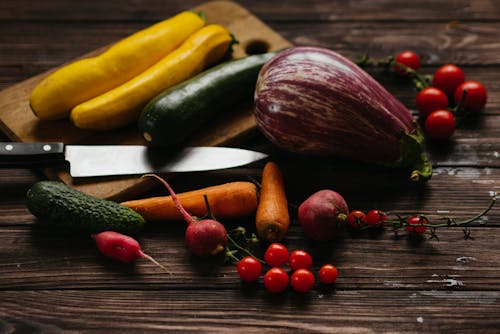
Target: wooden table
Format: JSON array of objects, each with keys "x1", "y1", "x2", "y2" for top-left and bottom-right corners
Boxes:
[{"x1": 1, "y1": 1, "x2": 499, "y2": 332}]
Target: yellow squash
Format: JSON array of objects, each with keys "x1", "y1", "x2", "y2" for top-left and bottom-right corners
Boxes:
[
  {"x1": 29, "y1": 11, "x2": 205, "y2": 120},
  {"x1": 70, "y1": 24, "x2": 233, "y2": 130}
]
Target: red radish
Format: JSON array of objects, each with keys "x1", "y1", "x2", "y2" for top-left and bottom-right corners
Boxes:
[
  {"x1": 145, "y1": 174, "x2": 228, "y2": 257},
  {"x1": 298, "y1": 189, "x2": 349, "y2": 241},
  {"x1": 92, "y1": 231, "x2": 168, "y2": 271}
]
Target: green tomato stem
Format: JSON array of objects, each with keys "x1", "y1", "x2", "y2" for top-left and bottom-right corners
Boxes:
[
  {"x1": 356, "y1": 55, "x2": 432, "y2": 91},
  {"x1": 384, "y1": 196, "x2": 496, "y2": 231},
  {"x1": 226, "y1": 233, "x2": 265, "y2": 264}
]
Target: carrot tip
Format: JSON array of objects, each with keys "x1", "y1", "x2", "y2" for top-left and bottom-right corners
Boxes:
[{"x1": 259, "y1": 225, "x2": 285, "y2": 243}]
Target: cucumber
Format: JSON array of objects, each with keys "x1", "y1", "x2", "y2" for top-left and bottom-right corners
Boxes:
[
  {"x1": 139, "y1": 51, "x2": 278, "y2": 147},
  {"x1": 26, "y1": 181, "x2": 145, "y2": 234}
]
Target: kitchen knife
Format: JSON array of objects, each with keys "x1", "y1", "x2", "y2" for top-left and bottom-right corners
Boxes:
[{"x1": 0, "y1": 142, "x2": 268, "y2": 177}]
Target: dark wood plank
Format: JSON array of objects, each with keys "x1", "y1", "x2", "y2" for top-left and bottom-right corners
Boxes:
[
  {"x1": 277, "y1": 22, "x2": 500, "y2": 66},
  {"x1": 2, "y1": 0, "x2": 500, "y2": 22},
  {"x1": 1, "y1": 289, "x2": 499, "y2": 333},
  {"x1": 1, "y1": 217, "x2": 499, "y2": 290},
  {"x1": 4, "y1": 20, "x2": 500, "y2": 67}
]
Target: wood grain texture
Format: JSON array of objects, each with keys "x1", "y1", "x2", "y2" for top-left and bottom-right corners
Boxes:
[
  {"x1": 1, "y1": 0, "x2": 500, "y2": 333},
  {"x1": 1, "y1": 289, "x2": 500, "y2": 333},
  {"x1": 1, "y1": 225, "x2": 500, "y2": 290},
  {"x1": 2, "y1": 0, "x2": 500, "y2": 21}
]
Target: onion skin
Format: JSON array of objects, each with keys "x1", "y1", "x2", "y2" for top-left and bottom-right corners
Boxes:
[{"x1": 254, "y1": 46, "x2": 432, "y2": 182}]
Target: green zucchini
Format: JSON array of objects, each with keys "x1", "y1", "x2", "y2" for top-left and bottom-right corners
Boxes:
[
  {"x1": 138, "y1": 51, "x2": 278, "y2": 147},
  {"x1": 26, "y1": 181, "x2": 145, "y2": 234}
]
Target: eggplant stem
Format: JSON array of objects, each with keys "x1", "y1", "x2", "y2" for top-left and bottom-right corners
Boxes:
[{"x1": 390, "y1": 123, "x2": 433, "y2": 183}]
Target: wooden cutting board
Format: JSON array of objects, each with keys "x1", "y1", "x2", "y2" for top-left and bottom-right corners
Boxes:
[{"x1": 0, "y1": 0, "x2": 291, "y2": 201}]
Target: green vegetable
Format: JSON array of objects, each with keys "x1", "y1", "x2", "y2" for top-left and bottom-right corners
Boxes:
[
  {"x1": 139, "y1": 51, "x2": 278, "y2": 147},
  {"x1": 26, "y1": 181, "x2": 145, "y2": 234}
]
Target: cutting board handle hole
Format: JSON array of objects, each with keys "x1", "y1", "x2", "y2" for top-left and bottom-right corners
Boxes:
[{"x1": 244, "y1": 39, "x2": 270, "y2": 55}]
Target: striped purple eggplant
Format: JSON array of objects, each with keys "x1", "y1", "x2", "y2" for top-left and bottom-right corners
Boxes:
[{"x1": 254, "y1": 46, "x2": 432, "y2": 182}]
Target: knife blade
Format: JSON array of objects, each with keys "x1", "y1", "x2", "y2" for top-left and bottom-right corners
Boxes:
[{"x1": 0, "y1": 142, "x2": 268, "y2": 177}]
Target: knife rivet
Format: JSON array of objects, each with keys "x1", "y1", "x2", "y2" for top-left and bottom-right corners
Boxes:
[
  {"x1": 5, "y1": 144, "x2": 13, "y2": 151},
  {"x1": 143, "y1": 132, "x2": 152, "y2": 142},
  {"x1": 42, "y1": 144, "x2": 52, "y2": 151}
]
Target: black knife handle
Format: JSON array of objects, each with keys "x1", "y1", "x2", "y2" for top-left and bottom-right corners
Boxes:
[{"x1": 0, "y1": 142, "x2": 66, "y2": 166}]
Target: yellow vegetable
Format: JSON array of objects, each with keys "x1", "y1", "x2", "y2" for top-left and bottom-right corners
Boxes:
[
  {"x1": 70, "y1": 24, "x2": 233, "y2": 130},
  {"x1": 29, "y1": 11, "x2": 205, "y2": 120}
]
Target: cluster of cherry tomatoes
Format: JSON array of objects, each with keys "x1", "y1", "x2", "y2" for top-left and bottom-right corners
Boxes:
[
  {"x1": 236, "y1": 243, "x2": 339, "y2": 293},
  {"x1": 395, "y1": 50, "x2": 488, "y2": 140},
  {"x1": 347, "y1": 209, "x2": 429, "y2": 236}
]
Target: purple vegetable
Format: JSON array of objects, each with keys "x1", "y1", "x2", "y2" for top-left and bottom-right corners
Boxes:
[
  {"x1": 254, "y1": 46, "x2": 432, "y2": 182},
  {"x1": 298, "y1": 189, "x2": 349, "y2": 241}
]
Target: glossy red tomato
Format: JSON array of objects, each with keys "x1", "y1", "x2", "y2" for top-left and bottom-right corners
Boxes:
[
  {"x1": 263, "y1": 267, "x2": 289, "y2": 293},
  {"x1": 454, "y1": 80, "x2": 487, "y2": 113},
  {"x1": 237, "y1": 256, "x2": 262, "y2": 282},
  {"x1": 406, "y1": 216, "x2": 429, "y2": 235},
  {"x1": 424, "y1": 109, "x2": 456, "y2": 140},
  {"x1": 365, "y1": 209, "x2": 387, "y2": 228},
  {"x1": 432, "y1": 64, "x2": 465, "y2": 96},
  {"x1": 347, "y1": 210, "x2": 366, "y2": 229},
  {"x1": 318, "y1": 264, "x2": 339, "y2": 284},
  {"x1": 415, "y1": 87, "x2": 449, "y2": 119},
  {"x1": 264, "y1": 243, "x2": 289, "y2": 267},
  {"x1": 291, "y1": 269, "x2": 315, "y2": 293},
  {"x1": 394, "y1": 50, "x2": 420, "y2": 75},
  {"x1": 289, "y1": 250, "x2": 313, "y2": 270}
]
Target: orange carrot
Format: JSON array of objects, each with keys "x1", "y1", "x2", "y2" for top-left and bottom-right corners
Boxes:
[
  {"x1": 255, "y1": 161, "x2": 290, "y2": 242},
  {"x1": 121, "y1": 181, "x2": 258, "y2": 222}
]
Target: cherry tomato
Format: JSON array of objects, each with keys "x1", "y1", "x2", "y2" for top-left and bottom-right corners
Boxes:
[
  {"x1": 263, "y1": 267, "x2": 290, "y2": 293},
  {"x1": 424, "y1": 109, "x2": 456, "y2": 140},
  {"x1": 264, "y1": 243, "x2": 289, "y2": 267},
  {"x1": 394, "y1": 50, "x2": 420, "y2": 75},
  {"x1": 291, "y1": 269, "x2": 315, "y2": 293},
  {"x1": 415, "y1": 87, "x2": 449, "y2": 119},
  {"x1": 318, "y1": 264, "x2": 339, "y2": 284},
  {"x1": 454, "y1": 80, "x2": 487, "y2": 113},
  {"x1": 347, "y1": 210, "x2": 367, "y2": 229},
  {"x1": 289, "y1": 250, "x2": 313, "y2": 271},
  {"x1": 365, "y1": 209, "x2": 386, "y2": 228},
  {"x1": 406, "y1": 216, "x2": 429, "y2": 235},
  {"x1": 237, "y1": 256, "x2": 262, "y2": 282},
  {"x1": 432, "y1": 64, "x2": 465, "y2": 96}
]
